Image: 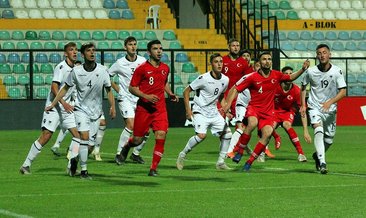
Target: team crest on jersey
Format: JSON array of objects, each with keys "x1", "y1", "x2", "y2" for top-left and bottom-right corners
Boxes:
[
  {"x1": 222, "y1": 83, "x2": 224, "y2": 86},
  {"x1": 287, "y1": 95, "x2": 293, "y2": 100},
  {"x1": 198, "y1": 76, "x2": 203, "y2": 79},
  {"x1": 161, "y1": 70, "x2": 166, "y2": 75},
  {"x1": 271, "y1": 79, "x2": 277, "y2": 84},
  {"x1": 60, "y1": 65, "x2": 63, "y2": 69}
]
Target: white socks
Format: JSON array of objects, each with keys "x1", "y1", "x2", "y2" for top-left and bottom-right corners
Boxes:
[
  {"x1": 314, "y1": 126, "x2": 325, "y2": 164},
  {"x1": 228, "y1": 128, "x2": 243, "y2": 153},
  {"x1": 117, "y1": 127, "x2": 132, "y2": 154},
  {"x1": 23, "y1": 140, "x2": 42, "y2": 167},
  {"x1": 182, "y1": 135, "x2": 203, "y2": 156},
  {"x1": 79, "y1": 140, "x2": 89, "y2": 171},
  {"x1": 94, "y1": 125, "x2": 106, "y2": 153}
]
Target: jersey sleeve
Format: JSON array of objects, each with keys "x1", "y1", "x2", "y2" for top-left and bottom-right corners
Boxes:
[
  {"x1": 301, "y1": 70, "x2": 310, "y2": 86},
  {"x1": 130, "y1": 64, "x2": 144, "y2": 87},
  {"x1": 65, "y1": 69, "x2": 75, "y2": 87},
  {"x1": 235, "y1": 74, "x2": 252, "y2": 92},
  {"x1": 189, "y1": 74, "x2": 205, "y2": 91},
  {"x1": 52, "y1": 64, "x2": 63, "y2": 83},
  {"x1": 103, "y1": 69, "x2": 112, "y2": 88},
  {"x1": 108, "y1": 61, "x2": 119, "y2": 77},
  {"x1": 280, "y1": 72, "x2": 291, "y2": 82},
  {"x1": 336, "y1": 70, "x2": 347, "y2": 89}
]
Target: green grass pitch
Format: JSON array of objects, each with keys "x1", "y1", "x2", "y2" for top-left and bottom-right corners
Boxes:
[{"x1": 0, "y1": 126, "x2": 365, "y2": 217}]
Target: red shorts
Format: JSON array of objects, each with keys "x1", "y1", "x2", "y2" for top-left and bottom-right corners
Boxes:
[
  {"x1": 245, "y1": 106, "x2": 275, "y2": 130},
  {"x1": 133, "y1": 106, "x2": 168, "y2": 137},
  {"x1": 274, "y1": 111, "x2": 295, "y2": 125}
]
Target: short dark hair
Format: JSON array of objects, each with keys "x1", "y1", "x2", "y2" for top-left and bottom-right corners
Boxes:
[
  {"x1": 64, "y1": 42, "x2": 77, "y2": 52},
  {"x1": 240, "y1": 49, "x2": 251, "y2": 56},
  {"x1": 147, "y1": 39, "x2": 161, "y2": 51},
  {"x1": 80, "y1": 42, "x2": 95, "y2": 54},
  {"x1": 281, "y1": 66, "x2": 293, "y2": 73},
  {"x1": 258, "y1": 51, "x2": 271, "y2": 59},
  {"x1": 316, "y1": 43, "x2": 330, "y2": 51},
  {"x1": 124, "y1": 36, "x2": 137, "y2": 46},
  {"x1": 209, "y1": 53, "x2": 222, "y2": 63},
  {"x1": 228, "y1": 38, "x2": 239, "y2": 45}
]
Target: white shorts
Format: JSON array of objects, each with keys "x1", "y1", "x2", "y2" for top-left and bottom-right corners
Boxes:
[
  {"x1": 117, "y1": 98, "x2": 137, "y2": 119},
  {"x1": 193, "y1": 113, "x2": 227, "y2": 137},
  {"x1": 235, "y1": 105, "x2": 247, "y2": 122},
  {"x1": 235, "y1": 89, "x2": 250, "y2": 122},
  {"x1": 74, "y1": 110, "x2": 100, "y2": 145},
  {"x1": 60, "y1": 110, "x2": 77, "y2": 130},
  {"x1": 41, "y1": 109, "x2": 60, "y2": 132},
  {"x1": 308, "y1": 108, "x2": 337, "y2": 138}
]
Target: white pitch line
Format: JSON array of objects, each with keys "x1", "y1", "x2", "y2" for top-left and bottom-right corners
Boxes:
[
  {"x1": 0, "y1": 184, "x2": 364, "y2": 199},
  {"x1": 0, "y1": 209, "x2": 33, "y2": 218}
]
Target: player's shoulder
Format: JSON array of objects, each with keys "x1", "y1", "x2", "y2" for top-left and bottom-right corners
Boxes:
[
  {"x1": 55, "y1": 60, "x2": 69, "y2": 71},
  {"x1": 136, "y1": 55, "x2": 147, "y2": 62},
  {"x1": 329, "y1": 64, "x2": 344, "y2": 75},
  {"x1": 96, "y1": 63, "x2": 108, "y2": 70}
]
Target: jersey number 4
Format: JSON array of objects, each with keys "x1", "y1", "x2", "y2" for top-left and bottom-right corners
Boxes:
[{"x1": 87, "y1": 80, "x2": 92, "y2": 88}]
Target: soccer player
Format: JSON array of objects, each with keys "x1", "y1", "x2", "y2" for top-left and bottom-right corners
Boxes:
[
  {"x1": 20, "y1": 42, "x2": 80, "y2": 175},
  {"x1": 220, "y1": 39, "x2": 251, "y2": 121},
  {"x1": 118, "y1": 39, "x2": 179, "y2": 176},
  {"x1": 176, "y1": 53, "x2": 232, "y2": 170},
  {"x1": 46, "y1": 42, "x2": 116, "y2": 179},
  {"x1": 271, "y1": 66, "x2": 311, "y2": 162},
  {"x1": 110, "y1": 36, "x2": 148, "y2": 165},
  {"x1": 223, "y1": 52, "x2": 310, "y2": 171},
  {"x1": 300, "y1": 44, "x2": 347, "y2": 174}
]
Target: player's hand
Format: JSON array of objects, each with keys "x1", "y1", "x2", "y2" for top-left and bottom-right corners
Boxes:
[
  {"x1": 304, "y1": 131, "x2": 312, "y2": 144},
  {"x1": 109, "y1": 106, "x2": 116, "y2": 119},
  {"x1": 45, "y1": 104, "x2": 54, "y2": 112},
  {"x1": 321, "y1": 101, "x2": 331, "y2": 112},
  {"x1": 62, "y1": 102, "x2": 74, "y2": 113},
  {"x1": 169, "y1": 93, "x2": 179, "y2": 102},
  {"x1": 146, "y1": 94, "x2": 159, "y2": 103},
  {"x1": 185, "y1": 110, "x2": 193, "y2": 120},
  {"x1": 302, "y1": 59, "x2": 310, "y2": 71}
]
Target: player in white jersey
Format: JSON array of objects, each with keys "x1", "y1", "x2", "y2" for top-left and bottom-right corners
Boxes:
[
  {"x1": 20, "y1": 42, "x2": 80, "y2": 175},
  {"x1": 176, "y1": 53, "x2": 232, "y2": 170},
  {"x1": 300, "y1": 43, "x2": 347, "y2": 174},
  {"x1": 46, "y1": 42, "x2": 116, "y2": 179},
  {"x1": 109, "y1": 36, "x2": 148, "y2": 165}
]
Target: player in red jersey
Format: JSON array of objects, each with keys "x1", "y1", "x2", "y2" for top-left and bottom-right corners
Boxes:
[
  {"x1": 118, "y1": 40, "x2": 179, "y2": 176},
  {"x1": 271, "y1": 66, "x2": 311, "y2": 162},
  {"x1": 223, "y1": 52, "x2": 310, "y2": 171},
  {"x1": 220, "y1": 39, "x2": 252, "y2": 119}
]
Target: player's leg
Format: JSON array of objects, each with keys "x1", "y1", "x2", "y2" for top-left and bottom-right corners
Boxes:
[
  {"x1": 92, "y1": 116, "x2": 106, "y2": 161},
  {"x1": 61, "y1": 111, "x2": 80, "y2": 175},
  {"x1": 309, "y1": 109, "x2": 326, "y2": 173},
  {"x1": 177, "y1": 114, "x2": 208, "y2": 170},
  {"x1": 51, "y1": 127, "x2": 68, "y2": 156},
  {"x1": 20, "y1": 111, "x2": 59, "y2": 174},
  {"x1": 227, "y1": 103, "x2": 246, "y2": 157},
  {"x1": 232, "y1": 115, "x2": 257, "y2": 163},
  {"x1": 130, "y1": 132, "x2": 149, "y2": 164},
  {"x1": 272, "y1": 129, "x2": 281, "y2": 150},
  {"x1": 213, "y1": 116, "x2": 232, "y2": 170},
  {"x1": 282, "y1": 121, "x2": 306, "y2": 162},
  {"x1": 243, "y1": 123, "x2": 273, "y2": 171}
]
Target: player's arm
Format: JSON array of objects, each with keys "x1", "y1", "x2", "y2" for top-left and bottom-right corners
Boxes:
[
  {"x1": 322, "y1": 88, "x2": 347, "y2": 112},
  {"x1": 223, "y1": 86, "x2": 239, "y2": 113},
  {"x1": 183, "y1": 86, "x2": 193, "y2": 120},
  {"x1": 301, "y1": 110, "x2": 312, "y2": 144},
  {"x1": 289, "y1": 59, "x2": 310, "y2": 81},
  {"x1": 105, "y1": 86, "x2": 116, "y2": 119},
  {"x1": 164, "y1": 82, "x2": 179, "y2": 102},
  {"x1": 111, "y1": 78, "x2": 120, "y2": 93},
  {"x1": 45, "y1": 85, "x2": 70, "y2": 111},
  {"x1": 300, "y1": 84, "x2": 308, "y2": 116},
  {"x1": 51, "y1": 82, "x2": 74, "y2": 113}
]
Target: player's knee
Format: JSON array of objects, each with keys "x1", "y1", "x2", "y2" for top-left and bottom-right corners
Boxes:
[
  {"x1": 282, "y1": 121, "x2": 292, "y2": 129},
  {"x1": 196, "y1": 133, "x2": 206, "y2": 140},
  {"x1": 324, "y1": 137, "x2": 333, "y2": 145},
  {"x1": 221, "y1": 131, "x2": 232, "y2": 140}
]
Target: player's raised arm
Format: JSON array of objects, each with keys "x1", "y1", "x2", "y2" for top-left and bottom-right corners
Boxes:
[
  {"x1": 223, "y1": 86, "x2": 239, "y2": 113},
  {"x1": 290, "y1": 59, "x2": 310, "y2": 81},
  {"x1": 45, "y1": 85, "x2": 70, "y2": 111}
]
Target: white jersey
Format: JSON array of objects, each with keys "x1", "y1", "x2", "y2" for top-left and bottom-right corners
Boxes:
[
  {"x1": 66, "y1": 63, "x2": 111, "y2": 120},
  {"x1": 45, "y1": 60, "x2": 75, "y2": 111},
  {"x1": 190, "y1": 71, "x2": 229, "y2": 118},
  {"x1": 236, "y1": 88, "x2": 251, "y2": 108},
  {"x1": 108, "y1": 55, "x2": 146, "y2": 103},
  {"x1": 302, "y1": 64, "x2": 347, "y2": 112}
]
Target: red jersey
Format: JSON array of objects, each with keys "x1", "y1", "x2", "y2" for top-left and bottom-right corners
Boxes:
[
  {"x1": 274, "y1": 84, "x2": 301, "y2": 114},
  {"x1": 130, "y1": 61, "x2": 169, "y2": 111},
  {"x1": 235, "y1": 70, "x2": 291, "y2": 117},
  {"x1": 222, "y1": 55, "x2": 252, "y2": 93}
]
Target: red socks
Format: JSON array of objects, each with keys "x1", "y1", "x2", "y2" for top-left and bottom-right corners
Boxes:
[
  {"x1": 247, "y1": 142, "x2": 266, "y2": 164},
  {"x1": 286, "y1": 128, "x2": 304, "y2": 155},
  {"x1": 151, "y1": 139, "x2": 165, "y2": 170}
]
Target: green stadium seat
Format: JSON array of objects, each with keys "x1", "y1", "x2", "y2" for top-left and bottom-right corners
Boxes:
[
  {"x1": 13, "y1": 64, "x2": 26, "y2": 74},
  {"x1": 30, "y1": 42, "x2": 43, "y2": 49},
  {"x1": 137, "y1": 41, "x2": 147, "y2": 50},
  {"x1": 116, "y1": 0, "x2": 128, "y2": 9},
  {"x1": 52, "y1": 31, "x2": 64, "y2": 40},
  {"x1": 57, "y1": 42, "x2": 66, "y2": 49},
  {"x1": 8, "y1": 87, "x2": 22, "y2": 99},
  {"x1": 188, "y1": 73, "x2": 199, "y2": 83},
  {"x1": 121, "y1": 9, "x2": 134, "y2": 19},
  {"x1": 39, "y1": 31, "x2": 51, "y2": 40},
  {"x1": 175, "y1": 86, "x2": 185, "y2": 97},
  {"x1": 97, "y1": 41, "x2": 110, "y2": 49},
  {"x1": 44, "y1": 42, "x2": 57, "y2": 49},
  {"x1": 16, "y1": 42, "x2": 29, "y2": 49},
  {"x1": 33, "y1": 74, "x2": 45, "y2": 85},
  {"x1": 65, "y1": 31, "x2": 78, "y2": 40},
  {"x1": 131, "y1": 31, "x2": 143, "y2": 40},
  {"x1": 106, "y1": 30, "x2": 117, "y2": 40},
  {"x1": 108, "y1": 10, "x2": 121, "y2": 19},
  {"x1": 111, "y1": 41, "x2": 123, "y2": 49},
  {"x1": 163, "y1": 30, "x2": 176, "y2": 40},
  {"x1": 275, "y1": 11, "x2": 286, "y2": 20},
  {"x1": 40, "y1": 63, "x2": 54, "y2": 74},
  {"x1": 182, "y1": 62, "x2": 195, "y2": 73},
  {"x1": 25, "y1": 30, "x2": 38, "y2": 40},
  {"x1": 286, "y1": 10, "x2": 299, "y2": 20},
  {"x1": 79, "y1": 30, "x2": 91, "y2": 40},
  {"x1": 173, "y1": 74, "x2": 183, "y2": 85},
  {"x1": 279, "y1": 0, "x2": 291, "y2": 9},
  {"x1": 26, "y1": 64, "x2": 40, "y2": 74},
  {"x1": 92, "y1": 31, "x2": 105, "y2": 40},
  {"x1": 145, "y1": 30, "x2": 157, "y2": 40},
  {"x1": 45, "y1": 74, "x2": 53, "y2": 85},
  {"x1": 36, "y1": 87, "x2": 49, "y2": 99},
  {"x1": 17, "y1": 75, "x2": 30, "y2": 85},
  {"x1": 0, "y1": 30, "x2": 10, "y2": 40},
  {"x1": 2, "y1": 41, "x2": 15, "y2": 49},
  {"x1": 0, "y1": 54, "x2": 6, "y2": 64},
  {"x1": 12, "y1": 30, "x2": 25, "y2": 40},
  {"x1": 76, "y1": 42, "x2": 82, "y2": 49},
  {"x1": 268, "y1": 0, "x2": 279, "y2": 9},
  {"x1": 0, "y1": 64, "x2": 11, "y2": 74},
  {"x1": 118, "y1": 30, "x2": 130, "y2": 40},
  {"x1": 8, "y1": 53, "x2": 20, "y2": 64},
  {"x1": 3, "y1": 75, "x2": 16, "y2": 85},
  {"x1": 169, "y1": 41, "x2": 182, "y2": 49}
]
